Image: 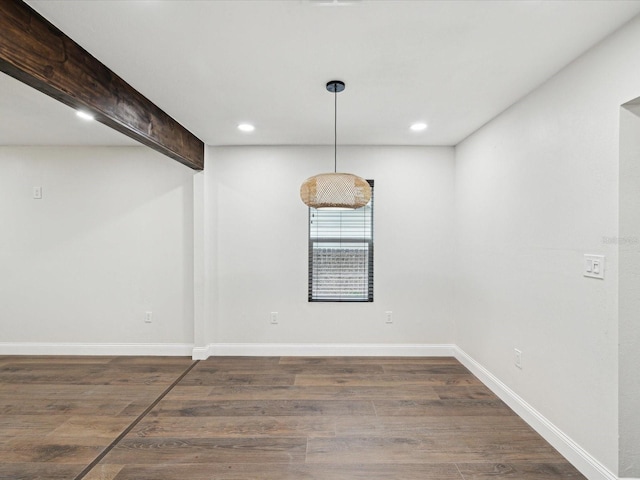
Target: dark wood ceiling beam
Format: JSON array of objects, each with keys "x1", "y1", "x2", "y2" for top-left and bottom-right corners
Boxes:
[{"x1": 0, "y1": 0, "x2": 204, "y2": 170}]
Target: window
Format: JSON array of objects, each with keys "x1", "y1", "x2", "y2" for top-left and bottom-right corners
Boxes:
[{"x1": 308, "y1": 180, "x2": 374, "y2": 302}]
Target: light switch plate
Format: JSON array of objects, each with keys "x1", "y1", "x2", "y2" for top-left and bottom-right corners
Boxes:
[{"x1": 584, "y1": 254, "x2": 605, "y2": 279}]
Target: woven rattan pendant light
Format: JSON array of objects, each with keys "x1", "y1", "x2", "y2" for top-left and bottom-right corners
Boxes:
[{"x1": 300, "y1": 80, "x2": 371, "y2": 209}]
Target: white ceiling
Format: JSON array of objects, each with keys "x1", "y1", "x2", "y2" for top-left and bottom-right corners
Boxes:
[
  {"x1": 0, "y1": 72, "x2": 138, "y2": 146},
  {"x1": 7, "y1": 0, "x2": 640, "y2": 147}
]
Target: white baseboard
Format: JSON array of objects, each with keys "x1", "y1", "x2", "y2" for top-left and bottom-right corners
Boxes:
[
  {"x1": 0, "y1": 342, "x2": 194, "y2": 357},
  {"x1": 205, "y1": 343, "x2": 456, "y2": 357},
  {"x1": 0, "y1": 342, "x2": 454, "y2": 359},
  {"x1": 192, "y1": 345, "x2": 210, "y2": 360},
  {"x1": 454, "y1": 346, "x2": 618, "y2": 480}
]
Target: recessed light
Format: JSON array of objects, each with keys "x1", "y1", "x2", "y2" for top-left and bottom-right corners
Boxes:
[
  {"x1": 410, "y1": 122, "x2": 427, "y2": 132},
  {"x1": 76, "y1": 110, "x2": 94, "y2": 121},
  {"x1": 238, "y1": 123, "x2": 255, "y2": 132}
]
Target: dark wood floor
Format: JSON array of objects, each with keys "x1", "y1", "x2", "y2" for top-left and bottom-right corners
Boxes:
[{"x1": 0, "y1": 355, "x2": 585, "y2": 480}]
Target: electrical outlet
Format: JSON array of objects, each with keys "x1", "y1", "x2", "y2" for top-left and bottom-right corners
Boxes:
[
  {"x1": 33, "y1": 186, "x2": 42, "y2": 199},
  {"x1": 385, "y1": 311, "x2": 393, "y2": 324},
  {"x1": 145, "y1": 311, "x2": 152, "y2": 324},
  {"x1": 270, "y1": 312, "x2": 278, "y2": 324},
  {"x1": 514, "y1": 348, "x2": 522, "y2": 369}
]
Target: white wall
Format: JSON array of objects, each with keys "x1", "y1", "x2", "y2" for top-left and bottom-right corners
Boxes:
[
  {"x1": 619, "y1": 102, "x2": 640, "y2": 478},
  {"x1": 455, "y1": 15, "x2": 640, "y2": 476},
  {"x1": 0, "y1": 146, "x2": 195, "y2": 349},
  {"x1": 204, "y1": 145, "x2": 455, "y2": 347}
]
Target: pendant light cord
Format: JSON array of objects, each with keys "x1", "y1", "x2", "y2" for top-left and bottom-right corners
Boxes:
[{"x1": 334, "y1": 87, "x2": 337, "y2": 173}]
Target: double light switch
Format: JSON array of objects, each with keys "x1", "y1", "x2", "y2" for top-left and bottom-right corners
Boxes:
[{"x1": 584, "y1": 254, "x2": 605, "y2": 279}]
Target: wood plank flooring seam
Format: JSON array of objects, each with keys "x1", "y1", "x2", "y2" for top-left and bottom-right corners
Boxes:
[
  {"x1": 72, "y1": 360, "x2": 199, "y2": 480},
  {"x1": 455, "y1": 462, "x2": 467, "y2": 480},
  {"x1": 371, "y1": 399, "x2": 379, "y2": 417}
]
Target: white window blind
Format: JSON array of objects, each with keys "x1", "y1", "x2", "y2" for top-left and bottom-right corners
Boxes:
[{"x1": 308, "y1": 180, "x2": 374, "y2": 302}]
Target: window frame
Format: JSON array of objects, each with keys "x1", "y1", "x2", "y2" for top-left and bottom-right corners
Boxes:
[{"x1": 307, "y1": 179, "x2": 374, "y2": 303}]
